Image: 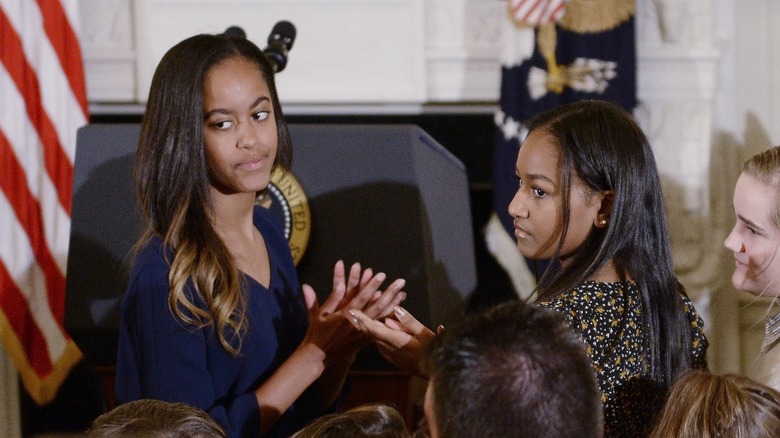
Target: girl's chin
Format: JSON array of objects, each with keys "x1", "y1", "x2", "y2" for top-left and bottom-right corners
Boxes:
[
  {"x1": 515, "y1": 245, "x2": 534, "y2": 259},
  {"x1": 517, "y1": 248, "x2": 548, "y2": 261},
  {"x1": 733, "y1": 276, "x2": 774, "y2": 297}
]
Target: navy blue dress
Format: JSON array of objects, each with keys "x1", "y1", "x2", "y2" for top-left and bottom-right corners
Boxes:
[{"x1": 115, "y1": 207, "x2": 322, "y2": 437}]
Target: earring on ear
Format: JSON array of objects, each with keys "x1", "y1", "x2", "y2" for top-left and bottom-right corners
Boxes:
[{"x1": 599, "y1": 219, "x2": 607, "y2": 226}]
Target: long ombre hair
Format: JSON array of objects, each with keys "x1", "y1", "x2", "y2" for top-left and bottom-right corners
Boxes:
[
  {"x1": 528, "y1": 100, "x2": 694, "y2": 388},
  {"x1": 133, "y1": 33, "x2": 292, "y2": 355}
]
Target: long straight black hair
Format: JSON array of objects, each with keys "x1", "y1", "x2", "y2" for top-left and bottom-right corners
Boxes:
[{"x1": 529, "y1": 99, "x2": 694, "y2": 387}]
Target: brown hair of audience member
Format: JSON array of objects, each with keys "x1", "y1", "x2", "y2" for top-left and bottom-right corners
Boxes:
[
  {"x1": 649, "y1": 371, "x2": 780, "y2": 438},
  {"x1": 423, "y1": 300, "x2": 602, "y2": 438},
  {"x1": 291, "y1": 402, "x2": 410, "y2": 438},
  {"x1": 88, "y1": 399, "x2": 226, "y2": 438}
]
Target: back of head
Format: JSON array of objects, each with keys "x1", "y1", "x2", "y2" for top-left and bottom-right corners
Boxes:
[
  {"x1": 424, "y1": 300, "x2": 602, "y2": 438},
  {"x1": 650, "y1": 371, "x2": 780, "y2": 438},
  {"x1": 527, "y1": 99, "x2": 692, "y2": 387},
  {"x1": 89, "y1": 399, "x2": 226, "y2": 438},
  {"x1": 291, "y1": 403, "x2": 410, "y2": 438},
  {"x1": 743, "y1": 145, "x2": 780, "y2": 229}
]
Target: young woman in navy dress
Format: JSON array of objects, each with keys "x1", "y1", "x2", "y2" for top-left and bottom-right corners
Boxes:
[{"x1": 115, "y1": 32, "x2": 406, "y2": 438}]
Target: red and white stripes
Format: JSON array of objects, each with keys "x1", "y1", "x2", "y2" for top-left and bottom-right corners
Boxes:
[
  {"x1": 0, "y1": 0, "x2": 85, "y2": 405},
  {"x1": 509, "y1": 0, "x2": 567, "y2": 26}
]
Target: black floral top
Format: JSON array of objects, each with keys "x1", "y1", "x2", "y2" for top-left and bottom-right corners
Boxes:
[{"x1": 539, "y1": 281, "x2": 708, "y2": 438}]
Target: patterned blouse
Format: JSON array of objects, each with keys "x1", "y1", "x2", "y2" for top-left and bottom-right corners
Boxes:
[{"x1": 539, "y1": 281, "x2": 708, "y2": 438}]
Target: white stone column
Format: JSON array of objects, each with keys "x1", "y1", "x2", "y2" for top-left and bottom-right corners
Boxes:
[{"x1": 80, "y1": 0, "x2": 136, "y2": 101}]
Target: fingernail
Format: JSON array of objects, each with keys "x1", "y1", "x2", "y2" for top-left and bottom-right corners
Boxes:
[
  {"x1": 396, "y1": 279, "x2": 406, "y2": 288},
  {"x1": 394, "y1": 306, "x2": 406, "y2": 318},
  {"x1": 376, "y1": 272, "x2": 386, "y2": 282},
  {"x1": 399, "y1": 292, "x2": 407, "y2": 302}
]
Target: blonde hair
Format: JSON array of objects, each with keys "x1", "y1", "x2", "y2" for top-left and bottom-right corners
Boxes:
[
  {"x1": 649, "y1": 371, "x2": 780, "y2": 438},
  {"x1": 291, "y1": 403, "x2": 410, "y2": 438},
  {"x1": 743, "y1": 145, "x2": 780, "y2": 229},
  {"x1": 89, "y1": 399, "x2": 226, "y2": 437}
]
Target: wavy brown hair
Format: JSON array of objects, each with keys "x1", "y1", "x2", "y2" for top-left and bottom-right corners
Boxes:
[
  {"x1": 649, "y1": 371, "x2": 780, "y2": 438},
  {"x1": 133, "y1": 32, "x2": 292, "y2": 354},
  {"x1": 89, "y1": 399, "x2": 226, "y2": 438},
  {"x1": 291, "y1": 403, "x2": 410, "y2": 438}
]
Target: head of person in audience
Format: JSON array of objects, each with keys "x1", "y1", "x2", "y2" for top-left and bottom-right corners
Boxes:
[
  {"x1": 649, "y1": 371, "x2": 780, "y2": 438},
  {"x1": 291, "y1": 402, "x2": 410, "y2": 438},
  {"x1": 422, "y1": 300, "x2": 602, "y2": 438},
  {"x1": 88, "y1": 399, "x2": 226, "y2": 438},
  {"x1": 724, "y1": 145, "x2": 780, "y2": 297}
]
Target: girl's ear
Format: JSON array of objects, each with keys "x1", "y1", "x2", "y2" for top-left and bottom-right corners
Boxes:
[{"x1": 594, "y1": 190, "x2": 614, "y2": 229}]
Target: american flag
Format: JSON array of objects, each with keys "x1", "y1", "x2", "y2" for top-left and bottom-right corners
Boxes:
[
  {"x1": 0, "y1": 0, "x2": 85, "y2": 405},
  {"x1": 509, "y1": 0, "x2": 566, "y2": 26}
]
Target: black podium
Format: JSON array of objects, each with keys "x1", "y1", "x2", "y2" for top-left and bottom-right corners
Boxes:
[{"x1": 64, "y1": 124, "x2": 476, "y2": 368}]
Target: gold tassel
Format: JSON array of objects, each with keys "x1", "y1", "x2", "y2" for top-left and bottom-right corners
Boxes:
[{"x1": 537, "y1": 23, "x2": 565, "y2": 94}]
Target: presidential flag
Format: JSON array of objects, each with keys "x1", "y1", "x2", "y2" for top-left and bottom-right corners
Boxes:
[
  {"x1": 0, "y1": 0, "x2": 85, "y2": 405},
  {"x1": 487, "y1": 0, "x2": 637, "y2": 296}
]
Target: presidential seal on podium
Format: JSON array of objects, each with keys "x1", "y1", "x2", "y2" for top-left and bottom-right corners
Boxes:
[{"x1": 256, "y1": 168, "x2": 311, "y2": 265}]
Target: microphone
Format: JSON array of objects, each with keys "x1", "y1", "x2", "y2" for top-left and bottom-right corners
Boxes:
[
  {"x1": 263, "y1": 20, "x2": 296, "y2": 73},
  {"x1": 222, "y1": 22, "x2": 296, "y2": 73},
  {"x1": 223, "y1": 26, "x2": 246, "y2": 39}
]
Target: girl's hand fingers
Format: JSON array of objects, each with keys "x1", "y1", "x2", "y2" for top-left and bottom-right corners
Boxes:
[
  {"x1": 321, "y1": 283, "x2": 347, "y2": 315},
  {"x1": 363, "y1": 279, "x2": 407, "y2": 319},
  {"x1": 344, "y1": 262, "x2": 362, "y2": 300},
  {"x1": 359, "y1": 267, "x2": 373, "y2": 289},
  {"x1": 331, "y1": 260, "x2": 345, "y2": 294},
  {"x1": 321, "y1": 261, "x2": 346, "y2": 314},
  {"x1": 348, "y1": 272, "x2": 386, "y2": 310},
  {"x1": 391, "y1": 306, "x2": 430, "y2": 338},
  {"x1": 301, "y1": 284, "x2": 319, "y2": 317},
  {"x1": 350, "y1": 310, "x2": 411, "y2": 349}
]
